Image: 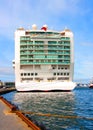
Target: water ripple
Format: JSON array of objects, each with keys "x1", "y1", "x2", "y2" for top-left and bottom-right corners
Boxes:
[{"x1": 3, "y1": 88, "x2": 93, "y2": 130}]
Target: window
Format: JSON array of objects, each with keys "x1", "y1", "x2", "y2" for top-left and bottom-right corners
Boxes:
[
  {"x1": 21, "y1": 73, "x2": 23, "y2": 76},
  {"x1": 31, "y1": 73, "x2": 34, "y2": 76},
  {"x1": 57, "y1": 73, "x2": 59, "y2": 75},
  {"x1": 54, "y1": 73, "x2": 56, "y2": 75},
  {"x1": 28, "y1": 73, "x2": 30, "y2": 76},
  {"x1": 35, "y1": 73, "x2": 38, "y2": 76},
  {"x1": 24, "y1": 73, "x2": 26, "y2": 76},
  {"x1": 45, "y1": 55, "x2": 47, "y2": 58},
  {"x1": 58, "y1": 60, "x2": 62, "y2": 63}
]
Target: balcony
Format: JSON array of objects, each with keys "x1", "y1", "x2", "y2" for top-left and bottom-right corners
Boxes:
[
  {"x1": 61, "y1": 37, "x2": 70, "y2": 40},
  {"x1": 20, "y1": 60, "x2": 70, "y2": 65}
]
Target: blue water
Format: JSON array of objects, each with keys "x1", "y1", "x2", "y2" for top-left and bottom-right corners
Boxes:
[{"x1": 3, "y1": 87, "x2": 93, "y2": 130}]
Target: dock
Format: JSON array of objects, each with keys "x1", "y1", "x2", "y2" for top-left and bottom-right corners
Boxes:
[
  {"x1": 0, "y1": 96, "x2": 40, "y2": 130},
  {"x1": 0, "y1": 87, "x2": 16, "y2": 95},
  {"x1": 0, "y1": 99, "x2": 32, "y2": 130}
]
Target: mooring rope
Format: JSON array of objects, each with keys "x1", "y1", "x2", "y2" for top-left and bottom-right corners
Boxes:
[{"x1": 20, "y1": 111, "x2": 93, "y2": 120}]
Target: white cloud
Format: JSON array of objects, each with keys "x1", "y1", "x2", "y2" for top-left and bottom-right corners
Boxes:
[
  {"x1": 0, "y1": 0, "x2": 81, "y2": 30},
  {"x1": 82, "y1": 60, "x2": 93, "y2": 75},
  {"x1": 44, "y1": 0, "x2": 80, "y2": 15},
  {"x1": 0, "y1": 66, "x2": 14, "y2": 75},
  {"x1": 0, "y1": 66, "x2": 14, "y2": 81},
  {"x1": 0, "y1": 0, "x2": 93, "y2": 81},
  {"x1": 81, "y1": 42, "x2": 93, "y2": 47},
  {"x1": 74, "y1": 54, "x2": 93, "y2": 79}
]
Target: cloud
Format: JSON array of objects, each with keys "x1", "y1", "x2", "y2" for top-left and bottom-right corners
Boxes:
[
  {"x1": 74, "y1": 54, "x2": 93, "y2": 79},
  {"x1": 81, "y1": 42, "x2": 93, "y2": 47},
  {"x1": 44, "y1": 0, "x2": 80, "y2": 15},
  {"x1": 0, "y1": 0, "x2": 81, "y2": 39},
  {"x1": 0, "y1": 66, "x2": 14, "y2": 75},
  {"x1": 0, "y1": 0, "x2": 93, "y2": 81},
  {"x1": 0, "y1": 66, "x2": 14, "y2": 81}
]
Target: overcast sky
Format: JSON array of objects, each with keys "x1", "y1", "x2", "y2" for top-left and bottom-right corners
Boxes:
[{"x1": 0, "y1": 0, "x2": 93, "y2": 82}]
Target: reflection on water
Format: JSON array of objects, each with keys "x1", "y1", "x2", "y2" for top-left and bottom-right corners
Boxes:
[
  {"x1": 13, "y1": 92, "x2": 75, "y2": 114},
  {"x1": 13, "y1": 92, "x2": 76, "y2": 129},
  {"x1": 3, "y1": 88, "x2": 93, "y2": 130}
]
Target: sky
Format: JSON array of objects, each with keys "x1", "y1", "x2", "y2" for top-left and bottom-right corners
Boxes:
[{"x1": 0, "y1": 0, "x2": 93, "y2": 82}]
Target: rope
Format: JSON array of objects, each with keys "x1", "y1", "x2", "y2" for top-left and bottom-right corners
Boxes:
[{"x1": 21, "y1": 111, "x2": 93, "y2": 120}]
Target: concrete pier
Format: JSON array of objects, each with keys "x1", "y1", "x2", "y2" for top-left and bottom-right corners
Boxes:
[
  {"x1": 0, "y1": 87, "x2": 16, "y2": 95},
  {"x1": 0, "y1": 100, "x2": 32, "y2": 130}
]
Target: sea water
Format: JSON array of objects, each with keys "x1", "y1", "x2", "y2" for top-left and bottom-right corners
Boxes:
[{"x1": 3, "y1": 87, "x2": 93, "y2": 130}]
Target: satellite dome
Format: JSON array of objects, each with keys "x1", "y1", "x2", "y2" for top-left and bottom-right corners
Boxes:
[{"x1": 32, "y1": 24, "x2": 37, "y2": 30}]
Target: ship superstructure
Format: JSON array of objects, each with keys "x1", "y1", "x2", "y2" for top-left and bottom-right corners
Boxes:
[{"x1": 13, "y1": 24, "x2": 76, "y2": 91}]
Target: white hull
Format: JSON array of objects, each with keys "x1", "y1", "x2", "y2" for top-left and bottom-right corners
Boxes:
[{"x1": 16, "y1": 81, "x2": 76, "y2": 92}]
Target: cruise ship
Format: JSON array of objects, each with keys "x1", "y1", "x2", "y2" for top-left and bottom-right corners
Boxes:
[{"x1": 13, "y1": 24, "x2": 76, "y2": 92}]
